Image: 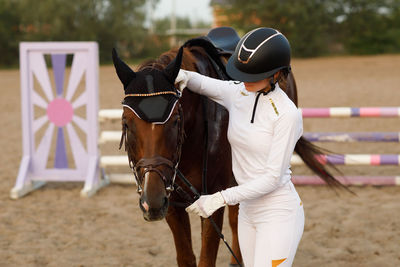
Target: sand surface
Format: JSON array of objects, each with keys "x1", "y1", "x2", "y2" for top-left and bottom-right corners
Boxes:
[{"x1": 1, "y1": 54, "x2": 399, "y2": 266}]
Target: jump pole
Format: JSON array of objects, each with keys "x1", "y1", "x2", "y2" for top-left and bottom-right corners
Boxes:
[
  {"x1": 98, "y1": 108, "x2": 400, "y2": 186},
  {"x1": 300, "y1": 107, "x2": 400, "y2": 118},
  {"x1": 100, "y1": 107, "x2": 400, "y2": 120}
]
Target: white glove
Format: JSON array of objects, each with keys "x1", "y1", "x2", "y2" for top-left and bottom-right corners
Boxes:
[
  {"x1": 175, "y1": 69, "x2": 190, "y2": 91},
  {"x1": 185, "y1": 192, "x2": 226, "y2": 218}
]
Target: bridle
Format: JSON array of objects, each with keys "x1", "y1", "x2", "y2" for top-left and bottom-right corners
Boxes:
[
  {"x1": 116, "y1": 47, "x2": 242, "y2": 266},
  {"x1": 119, "y1": 99, "x2": 184, "y2": 197}
]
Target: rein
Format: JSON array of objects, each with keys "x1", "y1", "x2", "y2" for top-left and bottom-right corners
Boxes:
[{"x1": 175, "y1": 169, "x2": 243, "y2": 267}]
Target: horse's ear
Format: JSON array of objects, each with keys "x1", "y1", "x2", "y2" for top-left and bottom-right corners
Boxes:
[
  {"x1": 112, "y1": 48, "x2": 136, "y2": 88},
  {"x1": 163, "y1": 46, "x2": 183, "y2": 84}
]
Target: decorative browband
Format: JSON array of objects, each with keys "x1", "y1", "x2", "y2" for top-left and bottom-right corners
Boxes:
[{"x1": 124, "y1": 91, "x2": 181, "y2": 98}]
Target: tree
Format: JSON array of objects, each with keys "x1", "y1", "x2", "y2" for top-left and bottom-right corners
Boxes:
[
  {"x1": 0, "y1": 0, "x2": 150, "y2": 66},
  {"x1": 0, "y1": 0, "x2": 21, "y2": 66},
  {"x1": 221, "y1": 0, "x2": 335, "y2": 57},
  {"x1": 334, "y1": 0, "x2": 400, "y2": 54},
  {"x1": 217, "y1": 0, "x2": 400, "y2": 56}
]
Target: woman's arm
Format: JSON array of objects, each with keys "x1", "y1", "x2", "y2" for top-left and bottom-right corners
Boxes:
[
  {"x1": 176, "y1": 70, "x2": 237, "y2": 109},
  {"x1": 221, "y1": 108, "x2": 303, "y2": 205}
]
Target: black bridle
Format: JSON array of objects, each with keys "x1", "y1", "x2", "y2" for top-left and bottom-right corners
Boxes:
[{"x1": 119, "y1": 103, "x2": 184, "y2": 197}]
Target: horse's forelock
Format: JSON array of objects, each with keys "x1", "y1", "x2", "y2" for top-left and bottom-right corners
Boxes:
[{"x1": 137, "y1": 48, "x2": 200, "y2": 73}]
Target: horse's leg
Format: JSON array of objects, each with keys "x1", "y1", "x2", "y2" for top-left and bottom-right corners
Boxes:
[
  {"x1": 228, "y1": 204, "x2": 243, "y2": 266},
  {"x1": 166, "y1": 206, "x2": 197, "y2": 267},
  {"x1": 198, "y1": 207, "x2": 225, "y2": 267}
]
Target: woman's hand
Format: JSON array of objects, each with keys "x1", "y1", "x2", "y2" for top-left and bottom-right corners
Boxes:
[
  {"x1": 185, "y1": 192, "x2": 226, "y2": 218},
  {"x1": 175, "y1": 69, "x2": 190, "y2": 91}
]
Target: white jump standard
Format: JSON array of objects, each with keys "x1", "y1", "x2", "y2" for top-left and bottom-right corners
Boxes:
[{"x1": 11, "y1": 42, "x2": 108, "y2": 199}]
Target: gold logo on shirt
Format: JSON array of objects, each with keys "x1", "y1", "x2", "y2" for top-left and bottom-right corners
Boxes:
[
  {"x1": 269, "y1": 98, "x2": 279, "y2": 116},
  {"x1": 240, "y1": 91, "x2": 248, "y2": 96}
]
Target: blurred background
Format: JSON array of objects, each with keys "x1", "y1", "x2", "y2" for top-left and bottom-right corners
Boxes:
[{"x1": 1, "y1": 0, "x2": 400, "y2": 67}]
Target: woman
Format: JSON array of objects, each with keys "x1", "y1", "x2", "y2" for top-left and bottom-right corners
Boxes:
[{"x1": 175, "y1": 27, "x2": 304, "y2": 267}]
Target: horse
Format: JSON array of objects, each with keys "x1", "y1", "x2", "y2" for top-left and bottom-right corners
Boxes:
[{"x1": 112, "y1": 33, "x2": 344, "y2": 267}]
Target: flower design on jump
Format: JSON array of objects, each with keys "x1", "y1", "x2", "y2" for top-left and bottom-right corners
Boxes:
[
  {"x1": 32, "y1": 53, "x2": 89, "y2": 171},
  {"x1": 11, "y1": 43, "x2": 105, "y2": 199}
]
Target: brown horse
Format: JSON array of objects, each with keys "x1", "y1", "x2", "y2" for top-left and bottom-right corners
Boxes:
[{"x1": 112, "y1": 40, "x2": 343, "y2": 267}]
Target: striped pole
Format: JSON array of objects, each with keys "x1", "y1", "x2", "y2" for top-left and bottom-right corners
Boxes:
[
  {"x1": 292, "y1": 176, "x2": 400, "y2": 186},
  {"x1": 99, "y1": 107, "x2": 400, "y2": 121},
  {"x1": 304, "y1": 132, "x2": 400, "y2": 142},
  {"x1": 100, "y1": 131, "x2": 400, "y2": 144},
  {"x1": 98, "y1": 107, "x2": 400, "y2": 186},
  {"x1": 300, "y1": 107, "x2": 400, "y2": 118},
  {"x1": 291, "y1": 154, "x2": 400, "y2": 166},
  {"x1": 100, "y1": 154, "x2": 400, "y2": 167},
  {"x1": 99, "y1": 109, "x2": 122, "y2": 121}
]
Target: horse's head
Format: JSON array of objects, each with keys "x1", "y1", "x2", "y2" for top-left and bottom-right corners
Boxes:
[{"x1": 112, "y1": 48, "x2": 184, "y2": 221}]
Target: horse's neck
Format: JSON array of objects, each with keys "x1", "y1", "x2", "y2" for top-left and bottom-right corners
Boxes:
[
  {"x1": 179, "y1": 47, "x2": 226, "y2": 140},
  {"x1": 180, "y1": 89, "x2": 204, "y2": 134}
]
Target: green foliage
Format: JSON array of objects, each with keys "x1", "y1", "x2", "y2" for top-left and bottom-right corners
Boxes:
[
  {"x1": 0, "y1": 0, "x2": 150, "y2": 66},
  {"x1": 153, "y1": 16, "x2": 192, "y2": 34},
  {"x1": 336, "y1": 0, "x2": 400, "y2": 54},
  {"x1": 0, "y1": 0, "x2": 21, "y2": 67},
  {"x1": 0, "y1": 0, "x2": 399, "y2": 67},
  {"x1": 220, "y1": 0, "x2": 400, "y2": 57},
  {"x1": 221, "y1": 0, "x2": 335, "y2": 57}
]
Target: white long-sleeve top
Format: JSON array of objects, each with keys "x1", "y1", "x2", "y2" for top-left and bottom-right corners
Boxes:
[{"x1": 185, "y1": 71, "x2": 303, "y2": 206}]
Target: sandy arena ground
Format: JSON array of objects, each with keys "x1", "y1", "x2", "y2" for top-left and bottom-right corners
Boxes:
[{"x1": 1, "y1": 54, "x2": 400, "y2": 266}]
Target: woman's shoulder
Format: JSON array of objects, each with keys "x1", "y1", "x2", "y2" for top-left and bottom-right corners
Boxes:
[
  {"x1": 221, "y1": 80, "x2": 246, "y2": 97},
  {"x1": 271, "y1": 87, "x2": 301, "y2": 121},
  {"x1": 227, "y1": 80, "x2": 246, "y2": 89}
]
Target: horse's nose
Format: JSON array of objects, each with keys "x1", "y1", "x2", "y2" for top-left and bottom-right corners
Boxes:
[
  {"x1": 141, "y1": 199, "x2": 149, "y2": 212},
  {"x1": 140, "y1": 196, "x2": 169, "y2": 221},
  {"x1": 140, "y1": 194, "x2": 168, "y2": 211}
]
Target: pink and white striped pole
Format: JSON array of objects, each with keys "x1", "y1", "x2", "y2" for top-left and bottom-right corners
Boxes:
[{"x1": 300, "y1": 107, "x2": 400, "y2": 118}]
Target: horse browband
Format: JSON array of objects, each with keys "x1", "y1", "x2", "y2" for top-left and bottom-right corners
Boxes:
[{"x1": 124, "y1": 91, "x2": 180, "y2": 98}]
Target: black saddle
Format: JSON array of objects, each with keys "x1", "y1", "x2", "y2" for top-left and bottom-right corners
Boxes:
[
  {"x1": 205, "y1": 26, "x2": 240, "y2": 55},
  {"x1": 183, "y1": 27, "x2": 240, "y2": 80}
]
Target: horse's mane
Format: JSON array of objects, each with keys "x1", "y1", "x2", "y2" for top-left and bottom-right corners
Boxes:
[{"x1": 136, "y1": 47, "x2": 203, "y2": 73}]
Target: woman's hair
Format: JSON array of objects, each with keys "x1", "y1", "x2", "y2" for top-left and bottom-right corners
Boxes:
[{"x1": 277, "y1": 68, "x2": 290, "y2": 89}]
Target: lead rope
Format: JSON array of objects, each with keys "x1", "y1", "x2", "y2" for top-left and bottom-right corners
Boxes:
[{"x1": 176, "y1": 169, "x2": 243, "y2": 267}]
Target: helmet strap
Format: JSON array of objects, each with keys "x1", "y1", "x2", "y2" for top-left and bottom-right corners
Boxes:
[
  {"x1": 251, "y1": 76, "x2": 276, "y2": 123},
  {"x1": 250, "y1": 75, "x2": 276, "y2": 123}
]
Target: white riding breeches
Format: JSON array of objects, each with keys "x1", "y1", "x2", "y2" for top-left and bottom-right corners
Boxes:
[{"x1": 238, "y1": 181, "x2": 304, "y2": 267}]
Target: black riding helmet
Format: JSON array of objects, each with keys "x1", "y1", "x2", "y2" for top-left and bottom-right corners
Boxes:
[{"x1": 226, "y1": 27, "x2": 291, "y2": 82}]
